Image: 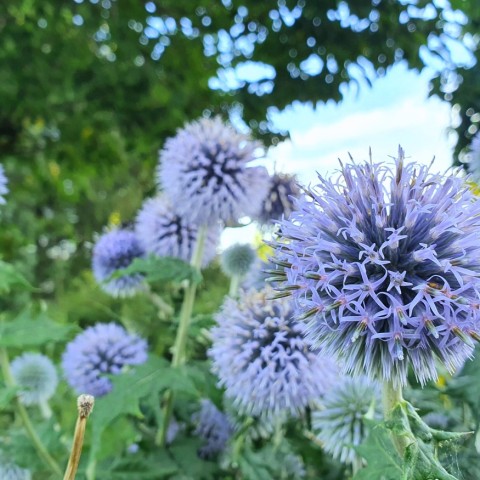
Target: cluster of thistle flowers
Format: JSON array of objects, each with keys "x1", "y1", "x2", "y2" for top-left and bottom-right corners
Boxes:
[
  {"x1": 91, "y1": 116, "x2": 301, "y2": 299},
  {"x1": 270, "y1": 147, "x2": 480, "y2": 393}
]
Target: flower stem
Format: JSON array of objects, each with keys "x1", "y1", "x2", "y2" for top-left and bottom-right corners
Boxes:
[
  {"x1": 0, "y1": 347, "x2": 62, "y2": 477},
  {"x1": 63, "y1": 395, "x2": 95, "y2": 480},
  {"x1": 229, "y1": 274, "x2": 241, "y2": 297},
  {"x1": 382, "y1": 381, "x2": 409, "y2": 457},
  {"x1": 157, "y1": 225, "x2": 207, "y2": 446}
]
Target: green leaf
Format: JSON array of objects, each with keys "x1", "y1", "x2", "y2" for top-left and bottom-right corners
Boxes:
[
  {"x1": 354, "y1": 423, "x2": 404, "y2": 480},
  {"x1": 169, "y1": 438, "x2": 219, "y2": 480},
  {"x1": 90, "y1": 355, "x2": 199, "y2": 456},
  {"x1": 0, "y1": 261, "x2": 32, "y2": 293},
  {"x1": 94, "y1": 452, "x2": 178, "y2": 479},
  {"x1": 0, "y1": 309, "x2": 76, "y2": 347},
  {"x1": 113, "y1": 256, "x2": 202, "y2": 285}
]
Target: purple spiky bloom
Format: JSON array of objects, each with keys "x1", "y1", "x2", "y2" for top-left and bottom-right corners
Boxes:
[
  {"x1": 11, "y1": 353, "x2": 58, "y2": 406},
  {"x1": 92, "y1": 229, "x2": 145, "y2": 297},
  {"x1": 0, "y1": 165, "x2": 8, "y2": 204},
  {"x1": 192, "y1": 399, "x2": 233, "y2": 460},
  {"x1": 271, "y1": 147, "x2": 480, "y2": 387},
  {"x1": 135, "y1": 196, "x2": 220, "y2": 266},
  {"x1": 158, "y1": 116, "x2": 270, "y2": 226},
  {"x1": 0, "y1": 463, "x2": 31, "y2": 480},
  {"x1": 313, "y1": 376, "x2": 381, "y2": 466},
  {"x1": 62, "y1": 323, "x2": 148, "y2": 397},
  {"x1": 257, "y1": 173, "x2": 301, "y2": 224},
  {"x1": 209, "y1": 288, "x2": 338, "y2": 420}
]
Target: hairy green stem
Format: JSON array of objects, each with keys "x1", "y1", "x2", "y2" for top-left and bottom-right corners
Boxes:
[
  {"x1": 0, "y1": 348, "x2": 62, "y2": 477},
  {"x1": 157, "y1": 226, "x2": 207, "y2": 446},
  {"x1": 229, "y1": 274, "x2": 241, "y2": 297},
  {"x1": 382, "y1": 381, "x2": 409, "y2": 457}
]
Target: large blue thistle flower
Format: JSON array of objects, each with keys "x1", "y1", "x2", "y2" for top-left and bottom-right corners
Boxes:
[
  {"x1": 62, "y1": 323, "x2": 148, "y2": 397},
  {"x1": 271, "y1": 148, "x2": 480, "y2": 387},
  {"x1": 0, "y1": 165, "x2": 8, "y2": 204},
  {"x1": 209, "y1": 288, "x2": 338, "y2": 420},
  {"x1": 312, "y1": 376, "x2": 381, "y2": 466},
  {"x1": 192, "y1": 399, "x2": 233, "y2": 460},
  {"x1": 158, "y1": 116, "x2": 270, "y2": 226},
  {"x1": 135, "y1": 196, "x2": 220, "y2": 266},
  {"x1": 92, "y1": 228, "x2": 145, "y2": 297},
  {"x1": 11, "y1": 353, "x2": 58, "y2": 406},
  {"x1": 0, "y1": 463, "x2": 31, "y2": 480},
  {"x1": 257, "y1": 173, "x2": 301, "y2": 224}
]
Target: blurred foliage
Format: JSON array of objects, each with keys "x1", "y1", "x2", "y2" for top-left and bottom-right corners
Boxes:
[
  {"x1": 429, "y1": 0, "x2": 480, "y2": 164},
  {"x1": 0, "y1": 0, "x2": 476, "y2": 308}
]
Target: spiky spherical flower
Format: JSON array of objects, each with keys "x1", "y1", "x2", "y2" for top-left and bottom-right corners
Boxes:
[
  {"x1": 209, "y1": 288, "x2": 338, "y2": 420},
  {"x1": 11, "y1": 353, "x2": 58, "y2": 406},
  {"x1": 313, "y1": 376, "x2": 381, "y2": 465},
  {"x1": 158, "y1": 116, "x2": 270, "y2": 226},
  {"x1": 220, "y1": 243, "x2": 256, "y2": 278},
  {"x1": 257, "y1": 173, "x2": 301, "y2": 224},
  {"x1": 135, "y1": 196, "x2": 220, "y2": 266},
  {"x1": 0, "y1": 464, "x2": 31, "y2": 480},
  {"x1": 0, "y1": 165, "x2": 8, "y2": 204},
  {"x1": 192, "y1": 399, "x2": 233, "y2": 460},
  {"x1": 271, "y1": 148, "x2": 480, "y2": 387},
  {"x1": 92, "y1": 229, "x2": 145, "y2": 297},
  {"x1": 62, "y1": 323, "x2": 148, "y2": 397},
  {"x1": 468, "y1": 132, "x2": 480, "y2": 182}
]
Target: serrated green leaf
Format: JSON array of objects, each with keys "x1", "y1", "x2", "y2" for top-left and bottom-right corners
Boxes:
[
  {"x1": 353, "y1": 423, "x2": 403, "y2": 480},
  {"x1": 169, "y1": 438, "x2": 219, "y2": 480},
  {"x1": 0, "y1": 261, "x2": 32, "y2": 293},
  {"x1": 90, "y1": 355, "x2": 199, "y2": 456},
  {"x1": 113, "y1": 256, "x2": 202, "y2": 285},
  {"x1": 94, "y1": 452, "x2": 178, "y2": 479},
  {"x1": 0, "y1": 309, "x2": 76, "y2": 347}
]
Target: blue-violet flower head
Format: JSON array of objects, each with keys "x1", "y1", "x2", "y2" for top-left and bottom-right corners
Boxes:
[
  {"x1": 257, "y1": 173, "x2": 301, "y2": 224},
  {"x1": 312, "y1": 375, "x2": 381, "y2": 466},
  {"x1": 158, "y1": 116, "x2": 270, "y2": 226},
  {"x1": 62, "y1": 322, "x2": 148, "y2": 397},
  {"x1": 11, "y1": 353, "x2": 58, "y2": 406},
  {"x1": 135, "y1": 196, "x2": 220, "y2": 266},
  {"x1": 220, "y1": 243, "x2": 256, "y2": 278},
  {"x1": 209, "y1": 288, "x2": 338, "y2": 420},
  {"x1": 271, "y1": 147, "x2": 480, "y2": 387},
  {"x1": 192, "y1": 399, "x2": 233, "y2": 460},
  {"x1": 0, "y1": 464, "x2": 31, "y2": 480},
  {"x1": 0, "y1": 165, "x2": 8, "y2": 204},
  {"x1": 92, "y1": 228, "x2": 145, "y2": 297}
]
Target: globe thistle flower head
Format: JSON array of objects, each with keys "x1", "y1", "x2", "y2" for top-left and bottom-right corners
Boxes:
[
  {"x1": 0, "y1": 464, "x2": 31, "y2": 480},
  {"x1": 62, "y1": 323, "x2": 148, "y2": 397},
  {"x1": 313, "y1": 376, "x2": 381, "y2": 465},
  {"x1": 135, "y1": 196, "x2": 220, "y2": 266},
  {"x1": 271, "y1": 147, "x2": 480, "y2": 387},
  {"x1": 158, "y1": 116, "x2": 270, "y2": 226},
  {"x1": 209, "y1": 288, "x2": 338, "y2": 420},
  {"x1": 0, "y1": 164, "x2": 8, "y2": 204},
  {"x1": 11, "y1": 353, "x2": 58, "y2": 406},
  {"x1": 92, "y1": 228, "x2": 145, "y2": 297},
  {"x1": 220, "y1": 243, "x2": 256, "y2": 278},
  {"x1": 257, "y1": 173, "x2": 301, "y2": 224},
  {"x1": 468, "y1": 132, "x2": 480, "y2": 182},
  {"x1": 192, "y1": 399, "x2": 233, "y2": 460}
]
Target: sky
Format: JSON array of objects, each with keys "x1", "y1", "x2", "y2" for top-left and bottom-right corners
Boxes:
[{"x1": 221, "y1": 62, "x2": 456, "y2": 248}]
